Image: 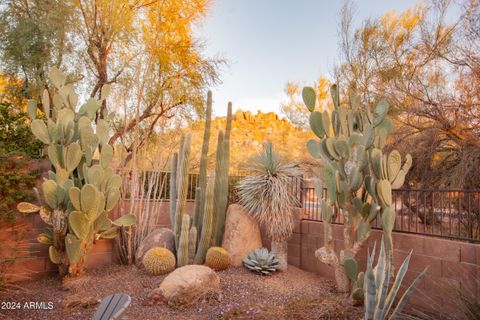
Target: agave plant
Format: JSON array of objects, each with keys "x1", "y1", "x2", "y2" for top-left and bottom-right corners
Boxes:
[
  {"x1": 243, "y1": 248, "x2": 280, "y2": 275},
  {"x1": 364, "y1": 239, "x2": 427, "y2": 320},
  {"x1": 236, "y1": 141, "x2": 301, "y2": 270}
]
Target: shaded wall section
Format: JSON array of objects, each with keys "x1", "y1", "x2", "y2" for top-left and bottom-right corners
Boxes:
[
  {"x1": 9, "y1": 199, "x2": 195, "y2": 282},
  {"x1": 9, "y1": 200, "x2": 480, "y2": 316},
  {"x1": 288, "y1": 209, "x2": 480, "y2": 314}
]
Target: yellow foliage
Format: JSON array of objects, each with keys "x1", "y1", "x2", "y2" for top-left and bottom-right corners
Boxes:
[
  {"x1": 0, "y1": 74, "x2": 25, "y2": 108},
  {"x1": 378, "y1": 4, "x2": 426, "y2": 48}
]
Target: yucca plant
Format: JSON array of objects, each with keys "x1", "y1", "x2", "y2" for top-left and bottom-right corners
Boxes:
[
  {"x1": 236, "y1": 141, "x2": 301, "y2": 270},
  {"x1": 364, "y1": 239, "x2": 427, "y2": 320}
]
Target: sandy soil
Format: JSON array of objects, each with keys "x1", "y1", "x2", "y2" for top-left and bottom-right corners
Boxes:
[{"x1": 0, "y1": 264, "x2": 362, "y2": 320}]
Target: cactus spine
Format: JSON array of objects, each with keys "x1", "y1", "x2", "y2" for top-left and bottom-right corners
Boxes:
[
  {"x1": 303, "y1": 84, "x2": 412, "y2": 293},
  {"x1": 16, "y1": 67, "x2": 135, "y2": 278}
]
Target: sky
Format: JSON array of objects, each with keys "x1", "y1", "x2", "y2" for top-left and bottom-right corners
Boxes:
[{"x1": 194, "y1": 0, "x2": 420, "y2": 117}]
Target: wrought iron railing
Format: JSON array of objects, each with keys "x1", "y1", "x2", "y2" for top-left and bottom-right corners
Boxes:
[
  {"x1": 301, "y1": 188, "x2": 480, "y2": 243},
  {"x1": 122, "y1": 171, "x2": 303, "y2": 204}
]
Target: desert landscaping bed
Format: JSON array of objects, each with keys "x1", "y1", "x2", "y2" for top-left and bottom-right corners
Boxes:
[{"x1": 0, "y1": 264, "x2": 361, "y2": 320}]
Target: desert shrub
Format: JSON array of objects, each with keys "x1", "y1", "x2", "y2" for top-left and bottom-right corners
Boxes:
[
  {"x1": 218, "y1": 296, "x2": 347, "y2": 320},
  {"x1": 0, "y1": 152, "x2": 38, "y2": 223},
  {"x1": 0, "y1": 102, "x2": 43, "y2": 158}
]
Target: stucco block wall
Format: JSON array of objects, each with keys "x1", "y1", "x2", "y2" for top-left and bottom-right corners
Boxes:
[
  {"x1": 8, "y1": 199, "x2": 479, "y2": 316},
  {"x1": 8, "y1": 199, "x2": 195, "y2": 282},
  {"x1": 288, "y1": 217, "x2": 480, "y2": 314}
]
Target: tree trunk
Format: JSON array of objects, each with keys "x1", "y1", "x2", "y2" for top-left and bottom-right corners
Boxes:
[
  {"x1": 333, "y1": 263, "x2": 350, "y2": 293},
  {"x1": 315, "y1": 246, "x2": 350, "y2": 293},
  {"x1": 271, "y1": 240, "x2": 288, "y2": 271}
]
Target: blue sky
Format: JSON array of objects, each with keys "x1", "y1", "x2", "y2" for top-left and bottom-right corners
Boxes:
[{"x1": 194, "y1": 0, "x2": 420, "y2": 117}]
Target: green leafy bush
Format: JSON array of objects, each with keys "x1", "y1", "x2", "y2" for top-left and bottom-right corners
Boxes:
[
  {"x1": 0, "y1": 152, "x2": 38, "y2": 223},
  {"x1": 0, "y1": 103, "x2": 43, "y2": 158}
]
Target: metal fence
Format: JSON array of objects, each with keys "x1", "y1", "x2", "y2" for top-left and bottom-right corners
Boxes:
[
  {"x1": 301, "y1": 188, "x2": 480, "y2": 243},
  {"x1": 130, "y1": 171, "x2": 303, "y2": 204}
]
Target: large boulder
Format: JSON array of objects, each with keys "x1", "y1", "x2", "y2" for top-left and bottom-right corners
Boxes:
[
  {"x1": 135, "y1": 228, "x2": 175, "y2": 267},
  {"x1": 221, "y1": 204, "x2": 262, "y2": 266},
  {"x1": 146, "y1": 265, "x2": 220, "y2": 307}
]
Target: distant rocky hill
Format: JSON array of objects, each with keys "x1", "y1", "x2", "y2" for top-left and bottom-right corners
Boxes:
[{"x1": 144, "y1": 109, "x2": 316, "y2": 172}]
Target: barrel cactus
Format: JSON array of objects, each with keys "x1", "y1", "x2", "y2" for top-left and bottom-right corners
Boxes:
[
  {"x1": 205, "y1": 247, "x2": 231, "y2": 271},
  {"x1": 143, "y1": 247, "x2": 176, "y2": 275},
  {"x1": 303, "y1": 84, "x2": 412, "y2": 292},
  {"x1": 243, "y1": 248, "x2": 280, "y2": 275},
  {"x1": 16, "y1": 67, "x2": 135, "y2": 277}
]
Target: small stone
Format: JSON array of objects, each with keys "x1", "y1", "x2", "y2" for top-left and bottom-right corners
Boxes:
[{"x1": 135, "y1": 228, "x2": 175, "y2": 267}]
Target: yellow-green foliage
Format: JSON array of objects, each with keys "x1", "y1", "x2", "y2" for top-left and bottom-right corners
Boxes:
[
  {"x1": 143, "y1": 247, "x2": 176, "y2": 275},
  {"x1": 205, "y1": 247, "x2": 230, "y2": 271}
]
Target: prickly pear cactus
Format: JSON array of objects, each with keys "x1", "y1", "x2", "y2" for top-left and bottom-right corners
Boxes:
[
  {"x1": 303, "y1": 84, "x2": 412, "y2": 293},
  {"x1": 17, "y1": 67, "x2": 135, "y2": 277}
]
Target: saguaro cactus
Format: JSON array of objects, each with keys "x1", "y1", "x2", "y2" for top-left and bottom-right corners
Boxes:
[
  {"x1": 303, "y1": 84, "x2": 412, "y2": 293},
  {"x1": 17, "y1": 67, "x2": 135, "y2": 277}
]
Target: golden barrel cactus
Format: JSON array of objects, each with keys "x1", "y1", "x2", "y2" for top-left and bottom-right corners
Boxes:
[
  {"x1": 205, "y1": 247, "x2": 231, "y2": 271},
  {"x1": 143, "y1": 247, "x2": 176, "y2": 275}
]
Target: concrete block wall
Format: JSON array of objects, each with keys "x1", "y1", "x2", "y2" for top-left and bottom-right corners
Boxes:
[
  {"x1": 8, "y1": 214, "x2": 116, "y2": 282},
  {"x1": 288, "y1": 218, "x2": 480, "y2": 314},
  {"x1": 8, "y1": 197, "x2": 479, "y2": 316},
  {"x1": 8, "y1": 199, "x2": 195, "y2": 282}
]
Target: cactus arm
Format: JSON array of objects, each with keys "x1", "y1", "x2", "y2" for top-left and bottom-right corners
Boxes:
[
  {"x1": 194, "y1": 174, "x2": 215, "y2": 264},
  {"x1": 210, "y1": 131, "x2": 224, "y2": 244},
  {"x1": 212, "y1": 102, "x2": 232, "y2": 246},
  {"x1": 177, "y1": 215, "x2": 190, "y2": 267},
  {"x1": 194, "y1": 91, "x2": 212, "y2": 235},
  {"x1": 169, "y1": 153, "x2": 178, "y2": 229},
  {"x1": 174, "y1": 134, "x2": 191, "y2": 248},
  {"x1": 188, "y1": 226, "x2": 197, "y2": 264}
]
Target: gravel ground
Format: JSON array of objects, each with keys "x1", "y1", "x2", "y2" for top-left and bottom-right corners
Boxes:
[{"x1": 0, "y1": 264, "x2": 362, "y2": 320}]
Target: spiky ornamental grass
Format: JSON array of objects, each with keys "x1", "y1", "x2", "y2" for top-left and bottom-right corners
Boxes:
[{"x1": 236, "y1": 142, "x2": 302, "y2": 241}]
